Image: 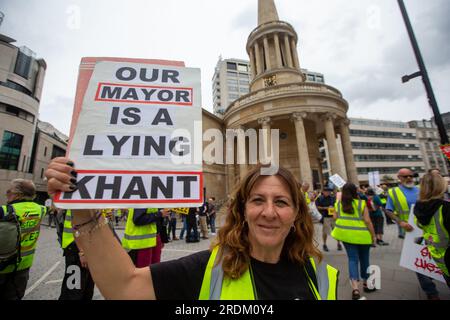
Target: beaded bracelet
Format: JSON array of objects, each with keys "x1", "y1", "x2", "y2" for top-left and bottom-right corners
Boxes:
[
  {"x1": 73, "y1": 212, "x2": 101, "y2": 231},
  {"x1": 74, "y1": 214, "x2": 109, "y2": 240}
]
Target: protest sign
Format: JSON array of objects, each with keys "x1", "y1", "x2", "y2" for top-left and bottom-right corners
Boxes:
[
  {"x1": 329, "y1": 174, "x2": 346, "y2": 189},
  {"x1": 368, "y1": 171, "x2": 380, "y2": 187},
  {"x1": 399, "y1": 205, "x2": 446, "y2": 283},
  {"x1": 172, "y1": 208, "x2": 190, "y2": 215},
  {"x1": 54, "y1": 58, "x2": 203, "y2": 209}
]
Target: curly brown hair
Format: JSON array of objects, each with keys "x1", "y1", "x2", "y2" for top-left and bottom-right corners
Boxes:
[{"x1": 211, "y1": 165, "x2": 322, "y2": 279}]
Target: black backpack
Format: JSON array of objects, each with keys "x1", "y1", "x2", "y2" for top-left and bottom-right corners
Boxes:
[{"x1": 0, "y1": 205, "x2": 21, "y2": 271}]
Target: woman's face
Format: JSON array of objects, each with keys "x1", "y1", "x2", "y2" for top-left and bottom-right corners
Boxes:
[{"x1": 245, "y1": 176, "x2": 297, "y2": 255}]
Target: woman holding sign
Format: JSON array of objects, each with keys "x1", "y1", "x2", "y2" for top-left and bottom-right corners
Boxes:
[
  {"x1": 414, "y1": 173, "x2": 450, "y2": 288},
  {"x1": 46, "y1": 158, "x2": 338, "y2": 300}
]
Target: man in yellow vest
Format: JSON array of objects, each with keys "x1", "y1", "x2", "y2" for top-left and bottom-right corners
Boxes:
[
  {"x1": 0, "y1": 179, "x2": 46, "y2": 300},
  {"x1": 58, "y1": 209, "x2": 94, "y2": 300},
  {"x1": 386, "y1": 168, "x2": 441, "y2": 300}
]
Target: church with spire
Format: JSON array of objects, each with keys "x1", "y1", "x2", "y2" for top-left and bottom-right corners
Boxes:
[{"x1": 201, "y1": 0, "x2": 358, "y2": 201}]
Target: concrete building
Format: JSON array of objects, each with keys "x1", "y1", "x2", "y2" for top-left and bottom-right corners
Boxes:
[
  {"x1": 409, "y1": 119, "x2": 449, "y2": 175},
  {"x1": 202, "y1": 0, "x2": 357, "y2": 201},
  {"x1": 0, "y1": 33, "x2": 47, "y2": 202},
  {"x1": 322, "y1": 118, "x2": 426, "y2": 185},
  {"x1": 31, "y1": 121, "x2": 68, "y2": 203},
  {"x1": 212, "y1": 58, "x2": 251, "y2": 116}
]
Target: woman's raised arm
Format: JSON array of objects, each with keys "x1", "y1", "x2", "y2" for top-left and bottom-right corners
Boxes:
[{"x1": 46, "y1": 157, "x2": 156, "y2": 300}]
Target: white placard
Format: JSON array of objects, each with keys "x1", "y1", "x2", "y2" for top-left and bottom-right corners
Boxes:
[
  {"x1": 368, "y1": 171, "x2": 380, "y2": 187},
  {"x1": 54, "y1": 61, "x2": 203, "y2": 209},
  {"x1": 329, "y1": 174, "x2": 346, "y2": 189},
  {"x1": 399, "y1": 205, "x2": 446, "y2": 283}
]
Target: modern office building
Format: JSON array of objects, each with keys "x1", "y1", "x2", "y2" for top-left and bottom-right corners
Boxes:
[
  {"x1": 322, "y1": 118, "x2": 426, "y2": 185},
  {"x1": 409, "y1": 119, "x2": 449, "y2": 175},
  {"x1": 0, "y1": 33, "x2": 47, "y2": 201},
  {"x1": 212, "y1": 58, "x2": 251, "y2": 116}
]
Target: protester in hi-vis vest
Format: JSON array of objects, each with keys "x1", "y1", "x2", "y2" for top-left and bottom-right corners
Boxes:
[
  {"x1": 46, "y1": 159, "x2": 339, "y2": 300},
  {"x1": 331, "y1": 183, "x2": 376, "y2": 300},
  {"x1": 414, "y1": 173, "x2": 450, "y2": 288},
  {"x1": 386, "y1": 168, "x2": 442, "y2": 300},
  {"x1": 301, "y1": 182, "x2": 311, "y2": 206},
  {"x1": 123, "y1": 208, "x2": 160, "y2": 268},
  {"x1": 0, "y1": 179, "x2": 46, "y2": 300},
  {"x1": 59, "y1": 209, "x2": 95, "y2": 300}
]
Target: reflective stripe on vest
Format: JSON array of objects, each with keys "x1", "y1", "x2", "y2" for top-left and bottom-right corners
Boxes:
[
  {"x1": 331, "y1": 200, "x2": 372, "y2": 245},
  {"x1": 62, "y1": 210, "x2": 75, "y2": 249},
  {"x1": 0, "y1": 202, "x2": 45, "y2": 273},
  {"x1": 416, "y1": 206, "x2": 450, "y2": 276},
  {"x1": 199, "y1": 247, "x2": 338, "y2": 300},
  {"x1": 388, "y1": 187, "x2": 410, "y2": 221},
  {"x1": 122, "y1": 208, "x2": 157, "y2": 250}
]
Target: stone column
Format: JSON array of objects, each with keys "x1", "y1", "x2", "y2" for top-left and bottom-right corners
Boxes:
[
  {"x1": 284, "y1": 34, "x2": 293, "y2": 68},
  {"x1": 292, "y1": 112, "x2": 312, "y2": 184},
  {"x1": 237, "y1": 125, "x2": 248, "y2": 180},
  {"x1": 291, "y1": 38, "x2": 300, "y2": 69},
  {"x1": 227, "y1": 164, "x2": 236, "y2": 194},
  {"x1": 339, "y1": 119, "x2": 359, "y2": 184},
  {"x1": 249, "y1": 49, "x2": 256, "y2": 78},
  {"x1": 263, "y1": 36, "x2": 272, "y2": 70},
  {"x1": 323, "y1": 113, "x2": 344, "y2": 177},
  {"x1": 258, "y1": 117, "x2": 272, "y2": 163},
  {"x1": 254, "y1": 42, "x2": 262, "y2": 74},
  {"x1": 274, "y1": 33, "x2": 282, "y2": 68}
]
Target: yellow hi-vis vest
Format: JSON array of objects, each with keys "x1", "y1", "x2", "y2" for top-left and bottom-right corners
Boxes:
[
  {"x1": 388, "y1": 187, "x2": 410, "y2": 222},
  {"x1": 62, "y1": 210, "x2": 75, "y2": 249},
  {"x1": 0, "y1": 202, "x2": 46, "y2": 273},
  {"x1": 415, "y1": 206, "x2": 449, "y2": 277},
  {"x1": 122, "y1": 208, "x2": 158, "y2": 250},
  {"x1": 198, "y1": 247, "x2": 339, "y2": 300},
  {"x1": 331, "y1": 199, "x2": 372, "y2": 245},
  {"x1": 304, "y1": 192, "x2": 311, "y2": 205}
]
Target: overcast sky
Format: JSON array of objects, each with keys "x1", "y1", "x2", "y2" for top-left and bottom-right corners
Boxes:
[{"x1": 1, "y1": 0, "x2": 449, "y2": 136}]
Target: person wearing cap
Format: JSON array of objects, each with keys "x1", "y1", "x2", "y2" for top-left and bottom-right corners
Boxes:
[{"x1": 315, "y1": 187, "x2": 342, "y2": 252}]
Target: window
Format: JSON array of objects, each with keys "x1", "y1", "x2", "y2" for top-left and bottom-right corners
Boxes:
[
  {"x1": 238, "y1": 73, "x2": 249, "y2": 79},
  {"x1": 0, "y1": 131, "x2": 23, "y2": 170},
  {"x1": 44, "y1": 146, "x2": 47, "y2": 157},
  {"x1": 229, "y1": 94, "x2": 240, "y2": 100},
  {"x1": 316, "y1": 76, "x2": 324, "y2": 83},
  {"x1": 51, "y1": 145, "x2": 66, "y2": 159},
  {"x1": 238, "y1": 64, "x2": 248, "y2": 72},
  {"x1": 228, "y1": 86, "x2": 238, "y2": 92},
  {"x1": 227, "y1": 79, "x2": 238, "y2": 85},
  {"x1": 227, "y1": 62, "x2": 237, "y2": 71},
  {"x1": 0, "y1": 102, "x2": 35, "y2": 124},
  {"x1": 307, "y1": 75, "x2": 315, "y2": 81},
  {"x1": 40, "y1": 168, "x2": 44, "y2": 179},
  {"x1": 239, "y1": 87, "x2": 249, "y2": 93},
  {"x1": 14, "y1": 51, "x2": 32, "y2": 79}
]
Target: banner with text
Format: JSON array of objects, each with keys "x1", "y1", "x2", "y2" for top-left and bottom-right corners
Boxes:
[
  {"x1": 54, "y1": 59, "x2": 203, "y2": 209},
  {"x1": 399, "y1": 205, "x2": 446, "y2": 283}
]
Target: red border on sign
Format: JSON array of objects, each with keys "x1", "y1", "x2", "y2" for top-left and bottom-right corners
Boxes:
[
  {"x1": 54, "y1": 170, "x2": 203, "y2": 204},
  {"x1": 94, "y1": 82, "x2": 194, "y2": 106}
]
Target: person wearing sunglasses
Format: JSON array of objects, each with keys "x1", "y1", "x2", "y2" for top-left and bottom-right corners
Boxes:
[{"x1": 385, "y1": 168, "x2": 441, "y2": 300}]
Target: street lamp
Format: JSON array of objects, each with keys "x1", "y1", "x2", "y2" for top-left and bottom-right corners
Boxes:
[{"x1": 398, "y1": 0, "x2": 449, "y2": 145}]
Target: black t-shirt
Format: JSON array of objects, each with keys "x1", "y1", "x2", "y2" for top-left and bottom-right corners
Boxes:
[{"x1": 150, "y1": 250, "x2": 316, "y2": 300}]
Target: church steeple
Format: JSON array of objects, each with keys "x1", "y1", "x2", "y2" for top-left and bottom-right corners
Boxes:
[
  {"x1": 258, "y1": 0, "x2": 279, "y2": 25},
  {"x1": 247, "y1": 0, "x2": 304, "y2": 91}
]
